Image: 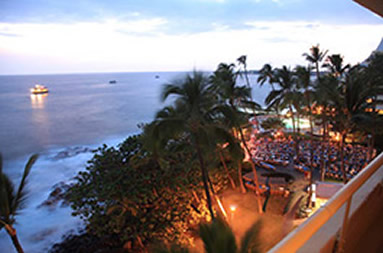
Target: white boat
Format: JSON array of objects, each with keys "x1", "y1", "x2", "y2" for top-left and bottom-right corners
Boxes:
[{"x1": 30, "y1": 84, "x2": 49, "y2": 94}]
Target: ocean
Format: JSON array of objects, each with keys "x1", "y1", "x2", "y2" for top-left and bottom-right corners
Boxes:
[{"x1": 0, "y1": 72, "x2": 271, "y2": 252}]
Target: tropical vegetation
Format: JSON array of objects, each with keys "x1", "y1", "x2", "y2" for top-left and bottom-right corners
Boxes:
[{"x1": 49, "y1": 47, "x2": 383, "y2": 252}]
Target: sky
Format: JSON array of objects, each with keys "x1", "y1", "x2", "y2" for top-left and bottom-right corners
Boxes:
[{"x1": 0, "y1": 0, "x2": 382, "y2": 75}]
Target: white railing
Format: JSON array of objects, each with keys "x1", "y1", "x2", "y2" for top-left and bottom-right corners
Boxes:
[{"x1": 269, "y1": 152, "x2": 383, "y2": 253}]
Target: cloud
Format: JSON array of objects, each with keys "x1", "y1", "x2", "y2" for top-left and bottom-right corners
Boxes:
[
  {"x1": 111, "y1": 18, "x2": 168, "y2": 35},
  {"x1": 0, "y1": 20, "x2": 382, "y2": 74},
  {"x1": 0, "y1": 32, "x2": 20, "y2": 37}
]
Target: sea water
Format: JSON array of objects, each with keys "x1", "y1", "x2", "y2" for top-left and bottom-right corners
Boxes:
[{"x1": 0, "y1": 72, "x2": 271, "y2": 252}]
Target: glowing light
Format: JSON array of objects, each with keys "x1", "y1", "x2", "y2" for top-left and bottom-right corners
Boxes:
[
  {"x1": 215, "y1": 196, "x2": 228, "y2": 219},
  {"x1": 229, "y1": 205, "x2": 237, "y2": 212},
  {"x1": 333, "y1": 133, "x2": 341, "y2": 142}
]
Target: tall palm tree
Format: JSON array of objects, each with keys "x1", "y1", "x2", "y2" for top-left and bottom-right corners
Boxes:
[
  {"x1": 265, "y1": 66, "x2": 297, "y2": 135},
  {"x1": 217, "y1": 145, "x2": 237, "y2": 190},
  {"x1": 1, "y1": 154, "x2": 38, "y2": 253},
  {"x1": 303, "y1": 44, "x2": 328, "y2": 80},
  {"x1": 313, "y1": 75, "x2": 339, "y2": 181},
  {"x1": 211, "y1": 63, "x2": 263, "y2": 213},
  {"x1": 237, "y1": 55, "x2": 251, "y2": 88},
  {"x1": 324, "y1": 66, "x2": 377, "y2": 182},
  {"x1": 322, "y1": 54, "x2": 350, "y2": 79},
  {"x1": 295, "y1": 65, "x2": 314, "y2": 133},
  {"x1": 295, "y1": 65, "x2": 316, "y2": 203},
  {"x1": 153, "y1": 71, "x2": 235, "y2": 220},
  {"x1": 257, "y1": 63, "x2": 276, "y2": 90}
]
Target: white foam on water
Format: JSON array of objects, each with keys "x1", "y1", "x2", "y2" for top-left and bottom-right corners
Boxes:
[{"x1": 0, "y1": 135, "x2": 130, "y2": 253}]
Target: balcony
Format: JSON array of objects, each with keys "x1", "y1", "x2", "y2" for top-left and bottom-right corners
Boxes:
[{"x1": 269, "y1": 152, "x2": 383, "y2": 253}]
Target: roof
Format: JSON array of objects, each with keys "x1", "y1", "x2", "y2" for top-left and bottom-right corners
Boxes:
[
  {"x1": 316, "y1": 181, "x2": 344, "y2": 199},
  {"x1": 362, "y1": 38, "x2": 383, "y2": 66},
  {"x1": 243, "y1": 172, "x2": 288, "y2": 186},
  {"x1": 353, "y1": 0, "x2": 383, "y2": 17},
  {"x1": 377, "y1": 38, "x2": 383, "y2": 52}
]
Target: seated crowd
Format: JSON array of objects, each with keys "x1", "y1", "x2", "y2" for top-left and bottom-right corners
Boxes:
[{"x1": 248, "y1": 133, "x2": 373, "y2": 181}]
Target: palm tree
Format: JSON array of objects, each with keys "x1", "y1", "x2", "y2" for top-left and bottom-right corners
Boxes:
[
  {"x1": 1, "y1": 154, "x2": 38, "y2": 253},
  {"x1": 303, "y1": 44, "x2": 328, "y2": 80},
  {"x1": 257, "y1": 63, "x2": 276, "y2": 90},
  {"x1": 264, "y1": 66, "x2": 298, "y2": 156},
  {"x1": 153, "y1": 71, "x2": 237, "y2": 220},
  {"x1": 322, "y1": 54, "x2": 350, "y2": 79},
  {"x1": 217, "y1": 145, "x2": 237, "y2": 190},
  {"x1": 154, "y1": 217, "x2": 262, "y2": 253},
  {"x1": 199, "y1": 217, "x2": 262, "y2": 253},
  {"x1": 237, "y1": 55, "x2": 251, "y2": 88},
  {"x1": 324, "y1": 66, "x2": 377, "y2": 182},
  {"x1": 352, "y1": 113, "x2": 383, "y2": 162},
  {"x1": 211, "y1": 63, "x2": 263, "y2": 213},
  {"x1": 295, "y1": 65, "x2": 317, "y2": 203},
  {"x1": 313, "y1": 75, "x2": 339, "y2": 181},
  {"x1": 295, "y1": 65, "x2": 314, "y2": 133},
  {"x1": 265, "y1": 66, "x2": 297, "y2": 135}
]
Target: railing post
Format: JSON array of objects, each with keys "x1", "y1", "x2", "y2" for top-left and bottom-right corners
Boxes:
[{"x1": 337, "y1": 197, "x2": 352, "y2": 253}]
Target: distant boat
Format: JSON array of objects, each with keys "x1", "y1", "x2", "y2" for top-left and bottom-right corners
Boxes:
[
  {"x1": 30, "y1": 84, "x2": 49, "y2": 94},
  {"x1": 109, "y1": 80, "x2": 117, "y2": 84},
  {"x1": 155, "y1": 75, "x2": 160, "y2": 79}
]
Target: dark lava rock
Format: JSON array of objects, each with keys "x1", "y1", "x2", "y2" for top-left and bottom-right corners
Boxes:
[
  {"x1": 29, "y1": 228, "x2": 58, "y2": 242},
  {"x1": 49, "y1": 231, "x2": 126, "y2": 253},
  {"x1": 52, "y1": 146, "x2": 92, "y2": 160},
  {"x1": 38, "y1": 182, "x2": 72, "y2": 210}
]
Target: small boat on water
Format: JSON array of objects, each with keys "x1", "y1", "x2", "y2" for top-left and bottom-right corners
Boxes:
[
  {"x1": 109, "y1": 80, "x2": 117, "y2": 84},
  {"x1": 30, "y1": 84, "x2": 49, "y2": 94}
]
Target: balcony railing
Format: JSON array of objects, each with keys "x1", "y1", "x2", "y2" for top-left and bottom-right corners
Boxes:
[{"x1": 269, "y1": 152, "x2": 383, "y2": 253}]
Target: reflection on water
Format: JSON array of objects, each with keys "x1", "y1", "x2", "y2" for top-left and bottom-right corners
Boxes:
[
  {"x1": 30, "y1": 93, "x2": 51, "y2": 145},
  {"x1": 30, "y1": 94, "x2": 48, "y2": 109}
]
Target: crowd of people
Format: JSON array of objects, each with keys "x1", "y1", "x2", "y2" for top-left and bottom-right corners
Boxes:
[{"x1": 248, "y1": 132, "x2": 374, "y2": 181}]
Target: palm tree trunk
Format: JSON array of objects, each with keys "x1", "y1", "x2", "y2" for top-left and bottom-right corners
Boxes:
[
  {"x1": 308, "y1": 102, "x2": 313, "y2": 135},
  {"x1": 237, "y1": 126, "x2": 263, "y2": 214},
  {"x1": 289, "y1": 105, "x2": 299, "y2": 157},
  {"x1": 315, "y1": 62, "x2": 320, "y2": 81},
  {"x1": 289, "y1": 106, "x2": 296, "y2": 135},
  {"x1": 307, "y1": 143, "x2": 315, "y2": 208},
  {"x1": 244, "y1": 66, "x2": 251, "y2": 89},
  {"x1": 320, "y1": 141, "x2": 326, "y2": 181},
  {"x1": 207, "y1": 174, "x2": 216, "y2": 195},
  {"x1": 195, "y1": 139, "x2": 215, "y2": 220},
  {"x1": 340, "y1": 132, "x2": 348, "y2": 183},
  {"x1": 5, "y1": 225, "x2": 24, "y2": 253},
  {"x1": 296, "y1": 111, "x2": 300, "y2": 134},
  {"x1": 218, "y1": 149, "x2": 236, "y2": 189},
  {"x1": 238, "y1": 161, "x2": 246, "y2": 193}
]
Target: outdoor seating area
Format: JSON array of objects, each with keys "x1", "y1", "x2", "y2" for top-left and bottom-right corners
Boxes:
[{"x1": 248, "y1": 133, "x2": 374, "y2": 182}]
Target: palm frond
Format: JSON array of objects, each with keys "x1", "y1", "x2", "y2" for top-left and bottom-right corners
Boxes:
[
  {"x1": 153, "y1": 244, "x2": 190, "y2": 253},
  {"x1": 239, "y1": 219, "x2": 263, "y2": 253},
  {"x1": 0, "y1": 173, "x2": 15, "y2": 225},
  {"x1": 199, "y1": 218, "x2": 237, "y2": 253},
  {"x1": 161, "y1": 84, "x2": 184, "y2": 102},
  {"x1": 13, "y1": 154, "x2": 38, "y2": 213}
]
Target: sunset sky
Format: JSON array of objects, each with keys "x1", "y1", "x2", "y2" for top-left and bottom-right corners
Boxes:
[{"x1": 0, "y1": 0, "x2": 382, "y2": 75}]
